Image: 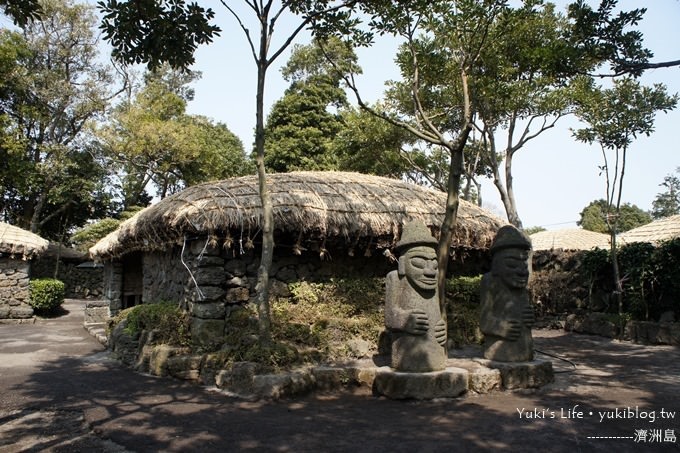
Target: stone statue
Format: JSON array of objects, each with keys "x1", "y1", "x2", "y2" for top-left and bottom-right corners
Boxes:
[
  {"x1": 385, "y1": 220, "x2": 447, "y2": 372},
  {"x1": 479, "y1": 225, "x2": 535, "y2": 362}
]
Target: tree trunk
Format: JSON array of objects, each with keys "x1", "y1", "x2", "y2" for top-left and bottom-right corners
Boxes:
[
  {"x1": 253, "y1": 31, "x2": 273, "y2": 344},
  {"x1": 503, "y1": 150, "x2": 523, "y2": 229}
]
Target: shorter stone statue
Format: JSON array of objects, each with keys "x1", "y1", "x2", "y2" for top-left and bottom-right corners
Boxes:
[
  {"x1": 479, "y1": 225, "x2": 534, "y2": 362},
  {"x1": 385, "y1": 221, "x2": 447, "y2": 372}
]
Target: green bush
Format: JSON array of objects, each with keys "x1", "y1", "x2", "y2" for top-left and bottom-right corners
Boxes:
[
  {"x1": 121, "y1": 301, "x2": 190, "y2": 346},
  {"x1": 29, "y1": 278, "x2": 65, "y2": 314}
]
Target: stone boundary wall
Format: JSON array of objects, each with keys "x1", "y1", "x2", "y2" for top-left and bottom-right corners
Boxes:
[
  {"x1": 31, "y1": 257, "x2": 103, "y2": 299},
  {"x1": 0, "y1": 257, "x2": 33, "y2": 319},
  {"x1": 565, "y1": 312, "x2": 680, "y2": 346}
]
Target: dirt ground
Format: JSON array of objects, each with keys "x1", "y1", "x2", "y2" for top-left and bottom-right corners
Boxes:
[{"x1": 1, "y1": 299, "x2": 679, "y2": 452}]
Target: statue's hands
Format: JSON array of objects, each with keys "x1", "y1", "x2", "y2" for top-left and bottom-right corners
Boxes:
[
  {"x1": 434, "y1": 318, "x2": 447, "y2": 347},
  {"x1": 500, "y1": 320, "x2": 522, "y2": 341},
  {"x1": 404, "y1": 309, "x2": 429, "y2": 335},
  {"x1": 522, "y1": 305, "x2": 535, "y2": 327}
]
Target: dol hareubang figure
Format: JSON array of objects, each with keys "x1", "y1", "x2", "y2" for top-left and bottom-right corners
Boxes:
[
  {"x1": 385, "y1": 221, "x2": 447, "y2": 372},
  {"x1": 479, "y1": 225, "x2": 535, "y2": 362}
]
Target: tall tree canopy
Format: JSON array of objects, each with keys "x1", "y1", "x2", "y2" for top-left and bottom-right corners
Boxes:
[
  {"x1": 0, "y1": 0, "x2": 120, "y2": 238},
  {"x1": 96, "y1": 65, "x2": 250, "y2": 208},
  {"x1": 578, "y1": 199, "x2": 651, "y2": 234},
  {"x1": 652, "y1": 168, "x2": 680, "y2": 219},
  {"x1": 264, "y1": 37, "x2": 357, "y2": 172}
]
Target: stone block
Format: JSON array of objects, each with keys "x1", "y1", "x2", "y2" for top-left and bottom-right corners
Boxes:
[
  {"x1": 194, "y1": 267, "x2": 227, "y2": 286},
  {"x1": 216, "y1": 361, "x2": 258, "y2": 394},
  {"x1": 10, "y1": 306, "x2": 34, "y2": 319},
  {"x1": 312, "y1": 366, "x2": 353, "y2": 390},
  {"x1": 225, "y1": 259, "x2": 247, "y2": 277},
  {"x1": 190, "y1": 301, "x2": 226, "y2": 319},
  {"x1": 195, "y1": 285, "x2": 226, "y2": 302},
  {"x1": 0, "y1": 306, "x2": 10, "y2": 318},
  {"x1": 226, "y1": 287, "x2": 250, "y2": 303},
  {"x1": 252, "y1": 371, "x2": 314, "y2": 400},
  {"x1": 167, "y1": 354, "x2": 203, "y2": 381},
  {"x1": 190, "y1": 318, "x2": 226, "y2": 347},
  {"x1": 373, "y1": 366, "x2": 469, "y2": 400},
  {"x1": 193, "y1": 255, "x2": 225, "y2": 268},
  {"x1": 476, "y1": 358, "x2": 553, "y2": 390},
  {"x1": 148, "y1": 345, "x2": 178, "y2": 377}
]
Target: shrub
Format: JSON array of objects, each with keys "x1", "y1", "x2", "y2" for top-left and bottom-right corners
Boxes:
[
  {"x1": 29, "y1": 278, "x2": 65, "y2": 314},
  {"x1": 121, "y1": 301, "x2": 190, "y2": 346}
]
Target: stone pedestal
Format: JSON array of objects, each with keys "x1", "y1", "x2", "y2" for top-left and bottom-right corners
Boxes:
[
  {"x1": 373, "y1": 366, "x2": 469, "y2": 400},
  {"x1": 474, "y1": 358, "x2": 554, "y2": 390}
]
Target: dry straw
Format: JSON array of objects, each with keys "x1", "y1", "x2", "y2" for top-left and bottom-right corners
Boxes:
[
  {"x1": 0, "y1": 222, "x2": 49, "y2": 259},
  {"x1": 90, "y1": 171, "x2": 504, "y2": 260}
]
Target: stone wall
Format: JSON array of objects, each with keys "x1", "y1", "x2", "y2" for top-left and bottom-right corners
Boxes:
[
  {"x1": 31, "y1": 257, "x2": 103, "y2": 299},
  {"x1": 103, "y1": 236, "x2": 488, "y2": 347},
  {"x1": 0, "y1": 257, "x2": 33, "y2": 319},
  {"x1": 142, "y1": 249, "x2": 187, "y2": 304}
]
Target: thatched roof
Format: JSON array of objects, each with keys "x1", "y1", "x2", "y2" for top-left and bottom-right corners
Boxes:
[
  {"x1": 530, "y1": 228, "x2": 610, "y2": 251},
  {"x1": 91, "y1": 172, "x2": 504, "y2": 260},
  {"x1": 0, "y1": 222, "x2": 49, "y2": 259},
  {"x1": 619, "y1": 215, "x2": 680, "y2": 245}
]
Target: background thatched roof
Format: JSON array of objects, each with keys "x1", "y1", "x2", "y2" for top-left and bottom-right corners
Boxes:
[
  {"x1": 530, "y1": 228, "x2": 610, "y2": 251},
  {"x1": 91, "y1": 172, "x2": 505, "y2": 260},
  {"x1": 0, "y1": 222, "x2": 49, "y2": 259},
  {"x1": 619, "y1": 215, "x2": 680, "y2": 245}
]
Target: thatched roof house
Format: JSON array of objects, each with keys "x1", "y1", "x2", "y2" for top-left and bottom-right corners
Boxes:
[
  {"x1": 90, "y1": 172, "x2": 505, "y2": 345},
  {"x1": 530, "y1": 228, "x2": 610, "y2": 251},
  {"x1": 91, "y1": 171, "x2": 503, "y2": 260},
  {"x1": 0, "y1": 222, "x2": 49, "y2": 259},
  {"x1": 0, "y1": 223, "x2": 49, "y2": 320},
  {"x1": 619, "y1": 215, "x2": 680, "y2": 245}
]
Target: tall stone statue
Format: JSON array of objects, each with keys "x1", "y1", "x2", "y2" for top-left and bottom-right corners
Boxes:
[
  {"x1": 479, "y1": 225, "x2": 534, "y2": 362},
  {"x1": 385, "y1": 221, "x2": 447, "y2": 372}
]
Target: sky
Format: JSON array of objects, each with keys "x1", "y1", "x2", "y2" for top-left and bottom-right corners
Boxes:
[{"x1": 183, "y1": 1, "x2": 680, "y2": 230}]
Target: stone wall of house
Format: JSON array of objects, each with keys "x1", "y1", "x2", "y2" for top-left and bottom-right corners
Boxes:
[
  {"x1": 109, "y1": 237, "x2": 488, "y2": 346},
  {"x1": 31, "y1": 258, "x2": 103, "y2": 299},
  {"x1": 0, "y1": 257, "x2": 33, "y2": 319},
  {"x1": 142, "y1": 249, "x2": 187, "y2": 304},
  {"x1": 134, "y1": 239, "x2": 397, "y2": 347}
]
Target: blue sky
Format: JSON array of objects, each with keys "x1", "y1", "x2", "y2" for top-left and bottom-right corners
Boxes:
[{"x1": 184, "y1": 1, "x2": 680, "y2": 230}]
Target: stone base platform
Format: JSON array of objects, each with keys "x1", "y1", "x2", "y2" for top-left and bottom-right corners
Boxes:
[
  {"x1": 373, "y1": 366, "x2": 469, "y2": 400},
  {"x1": 473, "y1": 358, "x2": 554, "y2": 390},
  {"x1": 373, "y1": 358, "x2": 554, "y2": 400}
]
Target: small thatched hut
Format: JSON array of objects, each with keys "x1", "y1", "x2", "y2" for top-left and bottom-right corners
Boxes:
[
  {"x1": 619, "y1": 215, "x2": 680, "y2": 245},
  {"x1": 530, "y1": 228, "x2": 610, "y2": 251},
  {"x1": 90, "y1": 172, "x2": 504, "y2": 344},
  {"x1": 0, "y1": 222, "x2": 49, "y2": 319}
]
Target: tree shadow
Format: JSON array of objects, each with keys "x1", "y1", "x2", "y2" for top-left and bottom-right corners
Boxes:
[{"x1": 3, "y1": 329, "x2": 679, "y2": 452}]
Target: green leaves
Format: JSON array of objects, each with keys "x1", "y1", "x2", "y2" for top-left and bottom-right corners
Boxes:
[
  {"x1": 29, "y1": 278, "x2": 65, "y2": 314},
  {"x1": 97, "y1": 0, "x2": 221, "y2": 70}
]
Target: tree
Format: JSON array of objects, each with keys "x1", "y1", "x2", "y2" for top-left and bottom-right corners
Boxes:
[
  {"x1": 322, "y1": 0, "x2": 499, "y2": 314},
  {"x1": 332, "y1": 104, "x2": 429, "y2": 183},
  {"x1": 651, "y1": 168, "x2": 680, "y2": 219},
  {"x1": 96, "y1": 66, "x2": 249, "y2": 208},
  {"x1": 264, "y1": 37, "x2": 356, "y2": 172},
  {"x1": 98, "y1": 0, "x2": 360, "y2": 343},
  {"x1": 578, "y1": 199, "x2": 651, "y2": 233},
  {"x1": 0, "y1": 0, "x2": 121, "y2": 237},
  {"x1": 573, "y1": 77, "x2": 677, "y2": 331}
]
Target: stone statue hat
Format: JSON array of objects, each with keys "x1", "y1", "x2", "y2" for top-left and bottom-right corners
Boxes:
[
  {"x1": 490, "y1": 225, "x2": 532, "y2": 254},
  {"x1": 394, "y1": 220, "x2": 438, "y2": 252}
]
